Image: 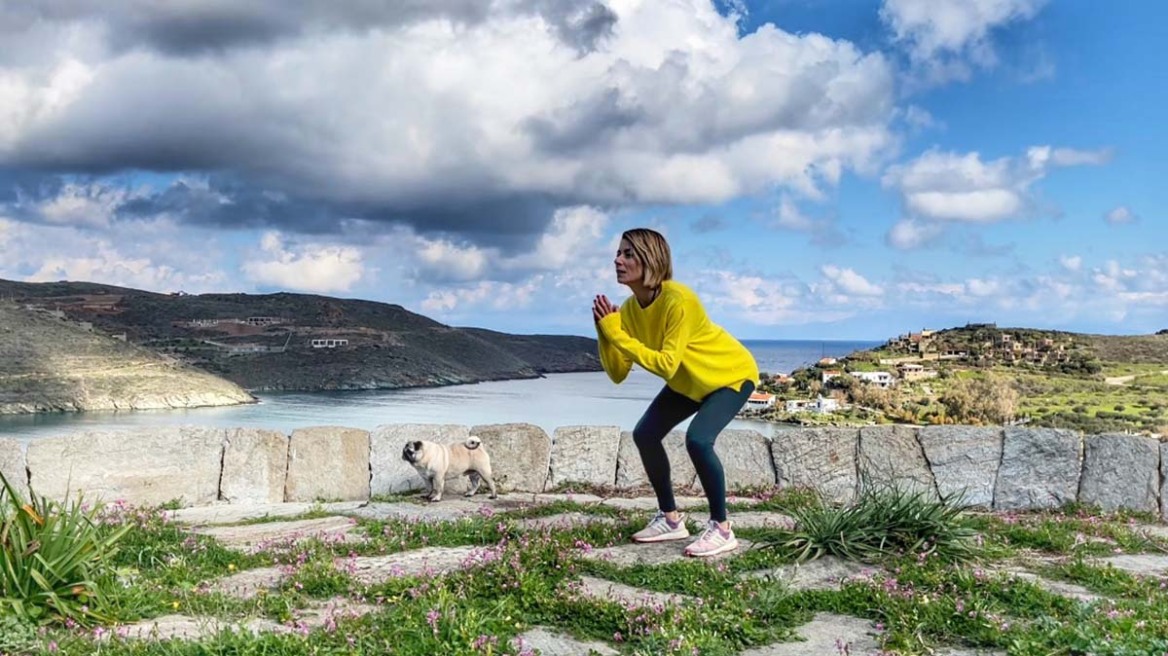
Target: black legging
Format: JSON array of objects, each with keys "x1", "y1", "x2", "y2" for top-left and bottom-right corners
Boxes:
[{"x1": 632, "y1": 380, "x2": 755, "y2": 522}]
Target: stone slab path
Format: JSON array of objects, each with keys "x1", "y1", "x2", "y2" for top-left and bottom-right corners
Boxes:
[
  {"x1": 574, "y1": 575, "x2": 693, "y2": 608},
  {"x1": 1093, "y1": 553, "x2": 1168, "y2": 577},
  {"x1": 209, "y1": 545, "x2": 493, "y2": 599},
  {"x1": 167, "y1": 502, "x2": 365, "y2": 526},
  {"x1": 517, "y1": 512, "x2": 618, "y2": 532},
  {"x1": 580, "y1": 538, "x2": 755, "y2": 567},
  {"x1": 995, "y1": 567, "x2": 1103, "y2": 603},
  {"x1": 97, "y1": 494, "x2": 1101, "y2": 655},
  {"x1": 192, "y1": 516, "x2": 362, "y2": 551},
  {"x1": 730, "y1": 511, "x2": 797, "y2": 530},
  {"x1": 513, "y1": 627, "x2": 619, "y2": 656},
  {"x1": 743, "y1": 556, "x2": 882, "y2": 591},
  {"x1": 739, "y1": 613, "x2": 880, "y2": 655},
  {"x1": 109, "y1": 614, "x2": 286, "y2": 641}
]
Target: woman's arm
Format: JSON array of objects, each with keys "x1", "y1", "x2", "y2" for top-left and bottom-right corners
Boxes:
[
  {"x1": 596, "y1": 327, "x2": 633, "y2": 383},
  {"x1": 597, "y1": 301, "x2": 691, "y2": 380}
]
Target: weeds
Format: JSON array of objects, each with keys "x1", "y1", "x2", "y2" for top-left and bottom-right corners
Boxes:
[
  {"x1": 0, "y1": 472, "x2": 143, "y2": 627},
  {"x1": 758, "y1": 482, "x2": 981, "y2": 564}
]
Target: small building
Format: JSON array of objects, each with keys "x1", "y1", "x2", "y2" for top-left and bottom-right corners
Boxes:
[
  {"x1": 746, "y1": 392, "x2": 776, "y2": 409},
  {"x1": 817, "y1": 357, "x2": 838, "y2": 366},
  {"x1": 821, "y1": 369, "x2": 843, "y2": 384},
  {"x1": 897, "y1": 363, "x2": 938, "y2": 382},
  {"x1": 853, "y1": 371, "x2": 895, "y2": 388},
  {"x1": 786, "y1": 396, "x2": 840, "y2": 415},
  {"x1": 310, "y1": 338, "x2": 349, "y2": 348}
]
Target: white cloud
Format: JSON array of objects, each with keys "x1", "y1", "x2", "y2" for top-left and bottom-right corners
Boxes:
[
  {"x1": 421, "y1": 278, "x2": 542, "y2": 313},
  {"x1": 771, "y1": 196, "x2": 818, "y2": 231},
  {"x1": 886, "y1": 218, "x2": 942, "y2": 250},
  {"x1": 820, "y1": 265, "x2": 884, "y2": 297},
  {"x1": 414, "y1": 239, "x2": 490, "y2": 283},
  {"x1": 1059, "y1": 254, "x2": 1082, "y2": 272},
  {"x1": 0, "y1": 0, "x2": 898, "y2": 236},
  {"x1": 692, "y1": 269, "x2": 853, "y2": 325},
  {"x1": 880, "y1": 0, "x2": 1046, "y2": 84},
  {"x1": 0, "y1": 214, "x2": 230, "y2": 293},
  {"x1": 1104, "y1": 205, "x2": 1139, "y2": 226},
  {"x1": 882, "y1": 146, "x2": 1110, "y2": 247},
  {"x1": 242, "y1": 231, "x2": 365, "y2": 293},
  {"x1": 503, "y1": 206, "x2": 610, "y2": 271}
]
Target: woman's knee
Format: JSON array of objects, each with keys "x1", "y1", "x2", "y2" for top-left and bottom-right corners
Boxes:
[
  {"x1": 684, "y1": 431, "x2": 716, "y2": 458},
  {"x1": 633, "y1": 424, "x2": 664, "y2": 450}
]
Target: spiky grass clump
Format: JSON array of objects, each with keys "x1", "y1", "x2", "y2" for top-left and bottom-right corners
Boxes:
[
  {"x1": 0, "y1": 472, "x2": 138, "y2": 626},
  {"x1": 762, "y1": 481, "x2": 981, "y2": 563}
]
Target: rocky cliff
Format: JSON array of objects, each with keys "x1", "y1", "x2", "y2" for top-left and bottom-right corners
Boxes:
[{"x1": 0, "y1": 302, "x2": 255, "y2": 414}]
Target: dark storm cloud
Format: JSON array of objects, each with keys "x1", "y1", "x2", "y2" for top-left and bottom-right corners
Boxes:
[
  {"x1": 0, "y1": 0, "x2": 614, "y2": 56},
  {"x1": 520, "y1": 0, "x2": 618, "y2": 54},
  {"x1": 18, "y1": 174, "x2": 562, "y2": 251},
  {"x1": 524, "y1": 88, "x2": 644, "y2": 154}
]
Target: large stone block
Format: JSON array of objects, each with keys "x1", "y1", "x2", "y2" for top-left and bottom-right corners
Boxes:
[
  {"x1": 1161, "y1": 443, "x2": 1168, "y2": 523},
  {"x1": 469, "y1": 423, "x2": 552, "y2": 493},
  {"x1": 615, "y1": 430, "x2": 697, "y2": 490},
  {"x1": 917, "y1": 426, "x2": 1002, "y2": 508},
  {"x1": 993, "y1": 428, "x2": 1082, "y2": 511},
  {"x1": 285, "y1": 426, "x2": 370, "y2": 502},
  {"x1": 857, "y1": 425, "x2": 937, "y2": 498},
  {"x1": 1079, "y1": 434, "x2": 1159, "y2": 514},
  {"x1": 695, "y1": 429, "x2": 774, "y2": 493},
  {"x1": 0, "y1": 438, "x2": 29, "y2": 501},
  {"x1": 547, "y1": 426, "x2": 621, "y2": 490},
  {"x1": 370, "y1": 424, "x2": 472, "y2": 496},
  {"x1": 771, "y1": 428, "x2": 858, "y2": 504},
  {"x1": 26, "y1": 426, "x2": 224, "y2": 507},
  {"x1": 220, "y1": 428, "x2": 288, "y2": 504}
]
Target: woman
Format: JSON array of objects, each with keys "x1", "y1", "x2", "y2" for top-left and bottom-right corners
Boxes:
[{"x1": 593, "y1": 228, "x2": 759, "y2": 557}]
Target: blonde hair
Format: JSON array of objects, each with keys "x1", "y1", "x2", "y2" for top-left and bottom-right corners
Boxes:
[{"x1": 621, "y1": 228, "x2": 672, "y2": 289}]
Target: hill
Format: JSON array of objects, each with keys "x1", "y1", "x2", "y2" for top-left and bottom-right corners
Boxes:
[
  {"x1": 0, "y1": 279, "x2": 602, "y2": 397},
  {"x1": 751, "y1": 323, "x2": 1168, "y2": 435},
  {"x1": 0, "y1": 302, "x2": 254, "y2": 414}
]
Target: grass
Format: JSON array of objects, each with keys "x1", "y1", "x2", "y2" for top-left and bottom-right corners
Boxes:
[{"x1": 7, "y1": 487, "x2": 1168, "y2": 655}]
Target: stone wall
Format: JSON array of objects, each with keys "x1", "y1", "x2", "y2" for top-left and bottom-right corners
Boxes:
[{"x1": 3, "y1": 424, "x2": 1165, "y2": 520}]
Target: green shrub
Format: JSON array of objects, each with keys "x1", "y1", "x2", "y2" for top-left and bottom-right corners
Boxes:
[
  {"x1": 0, "y1": 472, "x2": 134, "y2": 626},
  {"x1": 758, "y1": 480, "x2": 981, "y2": 564}
]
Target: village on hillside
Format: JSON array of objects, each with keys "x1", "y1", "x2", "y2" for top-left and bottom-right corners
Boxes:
[{"x1": 737, "y1": 323, "x2": 1167, "y2": 436}]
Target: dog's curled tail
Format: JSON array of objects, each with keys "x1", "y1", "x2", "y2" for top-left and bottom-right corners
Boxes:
[{"x1": 464, "y1": 435, "x2": 482, "y2": 450}]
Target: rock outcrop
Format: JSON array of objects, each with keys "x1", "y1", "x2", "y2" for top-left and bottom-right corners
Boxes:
[{"x1": 0, "y1": 302, "x2": 254, "y2": 414}]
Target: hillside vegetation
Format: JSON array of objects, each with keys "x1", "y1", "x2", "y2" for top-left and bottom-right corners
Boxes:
[
  {"x1": 0, "y1": 279, "x2": 601, "y2": 396},
  {"x1": 0, "y1": 302, "x2": 254, "y2": 414},
  {"x1": 752, "y1": 323, "x2": 1168, "y2": 435}
]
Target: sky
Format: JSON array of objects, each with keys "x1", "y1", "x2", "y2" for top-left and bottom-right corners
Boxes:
[{"x1": 0, "y1": 0, "x2": 1163, "y2": 341}]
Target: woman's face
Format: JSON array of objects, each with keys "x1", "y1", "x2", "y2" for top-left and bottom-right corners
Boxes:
[{"x1": 614, "y1": 238, "x2": 643, "y2": 287}]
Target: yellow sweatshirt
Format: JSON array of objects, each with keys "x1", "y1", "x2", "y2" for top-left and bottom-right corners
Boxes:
[{"x1": 595, "y1": 280, "x2": 759, "y2": 402}]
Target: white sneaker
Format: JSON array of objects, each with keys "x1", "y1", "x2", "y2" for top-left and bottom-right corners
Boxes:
[
  {"x1": 685, "y1": 519, "x2": 738, "y2": 557},
  {"x1": 631, "y1": 510, "x2": 689, "y2": 543}
]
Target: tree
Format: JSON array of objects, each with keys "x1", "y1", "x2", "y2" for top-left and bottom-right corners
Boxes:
[{"x1": 939, "y1": 374, "x2": 1019, "y2": 424}]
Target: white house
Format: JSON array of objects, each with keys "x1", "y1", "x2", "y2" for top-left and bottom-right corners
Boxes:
[
  {"x1": 785, "y1": 396, "x2": 840, "y2": 414},
  {"x1": 746, "y1": 392, "x2": 776, "y2": 409},
  {"x1": 853, "y1": 371, "x2": 895, "y2": 388},
  {"x1": 310, "y1": 338, "x2": 349, "y2": 348}
]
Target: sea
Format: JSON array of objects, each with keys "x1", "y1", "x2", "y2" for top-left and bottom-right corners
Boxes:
[{"x1": 0, "y1": 339, "x2": 880, "y2": 442}]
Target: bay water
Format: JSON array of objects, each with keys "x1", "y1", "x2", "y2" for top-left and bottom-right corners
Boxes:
[{"x1": 0, "y1": 339, "x2": 878, "y2": 442}]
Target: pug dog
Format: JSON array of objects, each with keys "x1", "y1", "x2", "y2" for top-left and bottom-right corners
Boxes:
[{"x1": 401, "y1": 435, "x2": 498, "y2": 502}]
